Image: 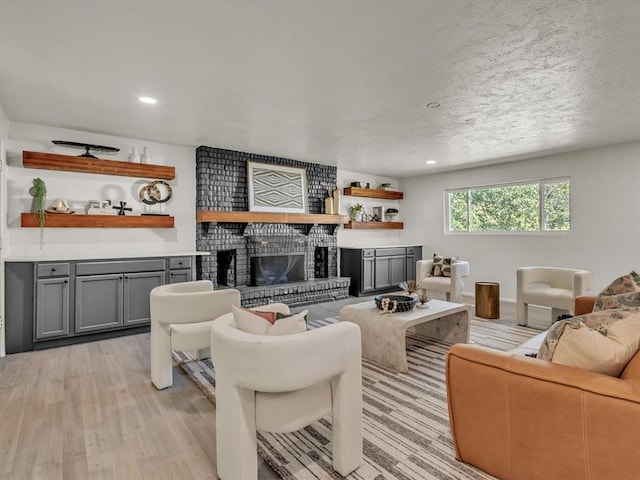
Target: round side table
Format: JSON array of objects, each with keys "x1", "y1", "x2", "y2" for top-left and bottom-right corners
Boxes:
[{"x1": 475, "y1": 282, "x2": 500, "y2": 319}]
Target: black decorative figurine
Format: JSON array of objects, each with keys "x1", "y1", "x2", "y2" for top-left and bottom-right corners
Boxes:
[{"x1": 113, "y1": 201, "x2": 132, "y2": 216}]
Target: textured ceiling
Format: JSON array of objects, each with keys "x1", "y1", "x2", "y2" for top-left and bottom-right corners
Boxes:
[{"x1": 0, "y1": 0, "x2": 639, "y2": 176}]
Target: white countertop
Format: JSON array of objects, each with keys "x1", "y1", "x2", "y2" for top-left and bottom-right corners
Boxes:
[
  {"x1": 4, "y1": 251, "x2": 210, "y2": 262},
  {"x1": 338, "y1": 245, "x2": 421, "y2": 249}
]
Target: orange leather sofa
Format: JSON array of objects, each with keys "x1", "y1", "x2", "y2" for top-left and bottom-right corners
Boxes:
[{"x1": 446, "y1": 296, "x2": 640, "y2": 480}]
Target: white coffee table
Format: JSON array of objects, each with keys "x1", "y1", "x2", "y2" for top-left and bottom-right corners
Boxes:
[{"x1": 338, "y1": 298, "x2": 470, "y2": 373}]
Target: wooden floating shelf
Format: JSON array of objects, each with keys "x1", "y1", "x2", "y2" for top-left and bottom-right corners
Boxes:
[
  {"x1": 343, "y1": 187, "x2": 403, "y2": 200},
  {"x1": 23, "y1": 151, "x2": 176, "y2": 180},
  {"x1": 197, "y1": 211, "x2": 349, "y2": 225},
  {"x1": 344, "y1": 221, "x2": 404, "y2": 230},
  {"x1": 21, "y1": 213, "x2": 174, "y2": 228}
]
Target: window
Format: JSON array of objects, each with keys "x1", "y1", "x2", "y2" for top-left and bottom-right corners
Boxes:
[{"x1": 447, "y1": 178, "x2": 570, "y2": 233}]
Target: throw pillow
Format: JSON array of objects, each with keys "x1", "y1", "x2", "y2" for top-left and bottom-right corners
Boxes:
[
  {"x1": 593, "y1": 291, "x2": 640, "y2": 312},
  {"x1": 549, "y1": 313, "x2": 640, "y2": 376},
  {"x1": 597, "y1": 272, "x2": 640, "y2": 296},
  {"x1": 232, "y1": 305, "x2": 308, "y2": 335},
  {"x1": 432, "y1": 254, "x2": 457, "y2": 277}
]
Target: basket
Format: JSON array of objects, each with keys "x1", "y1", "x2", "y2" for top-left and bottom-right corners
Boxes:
[{"x1": 374, "y1": 294, "x2": 416, "y2": 312}]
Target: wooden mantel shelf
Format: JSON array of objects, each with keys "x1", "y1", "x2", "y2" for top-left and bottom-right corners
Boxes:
[
  {"x1": 343, "y1": 187, "x2": 403, "y2": 200},
  {"x1": 197, "y1": 211, "x2": 349, "y2": 225},
  {"x1": 344, "y1": 221, "x2": 404, "y2": 230},
  {"x1": 23, "y1": 151, "x2": 176, "y2": 180},
  {"x1": 21, "y1": 213, "x2": 174, "y2": 228}
]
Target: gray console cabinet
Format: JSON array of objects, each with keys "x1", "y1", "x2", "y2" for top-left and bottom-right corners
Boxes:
[
  {"x1": 340, "y1": 246, "x2": 422, "y2": 296},
  {"x1": 5, "y1": 255, "x2": 196, "y2": 354}
]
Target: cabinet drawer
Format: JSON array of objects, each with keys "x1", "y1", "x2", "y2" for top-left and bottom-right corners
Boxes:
[
  {"x1": 406, "y1": 247, "x2": 420, "y2": 256},
  {"x1": 76, "y1": 259, "x2": 166, "y2": 276},
  {"x1": 169, "y1": 257, "x2": 191, "y2": 269},
  {"x1": 362, "y1": 249, "x2": 374, "y2": 258},
  {"x1": 37, "y1": 263, "x2": 70, "y2": 278},
  {"x1": 375, "y1": 248, "x2": 405, "y2": 257}
]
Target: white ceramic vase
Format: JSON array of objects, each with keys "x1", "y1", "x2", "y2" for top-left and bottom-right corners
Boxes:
[{"x1": 140, "y1": 147, "x2": 152, "y2": 164}]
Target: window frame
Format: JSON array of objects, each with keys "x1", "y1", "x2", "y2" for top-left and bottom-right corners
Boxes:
[{"x1": 445, "y1": 177, "x2": 571, "y2": 235}]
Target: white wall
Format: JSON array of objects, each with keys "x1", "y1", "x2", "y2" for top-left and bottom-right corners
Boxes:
[
  {"x1": 400, "y1": 141, "x2": 640, "y2": 301},
  {"x1": 337, "y1": 169, "x2": 404, "y2": 247},
  {"x1": 6, "y1": 122, "x2": 196, "y2": 259},
  {"x1": 0, "y1": 104, "x2": 9, "y2": 356}
]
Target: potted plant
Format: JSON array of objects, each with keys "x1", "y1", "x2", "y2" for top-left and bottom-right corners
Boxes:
[
  {"x1": 350, "y1": 203, "x2": 365, "y2": 221},
  {"x1": 29, "y1": 177, "x2": 47, "y2": 244}
]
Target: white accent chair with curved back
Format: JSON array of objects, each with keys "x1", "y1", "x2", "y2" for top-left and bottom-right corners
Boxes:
[
  {"x1": 417, "y1": 258, "x2": 470, "y2": 303},
  {"x1": 516, "y1": 267, "x2": 592, "y2": 327},
  {"x1": 150, "y1": 280, "x2": 241, "y2": 390},
  {"x1": 211, "y1": 302, "x2": 363, "y2": 480}
]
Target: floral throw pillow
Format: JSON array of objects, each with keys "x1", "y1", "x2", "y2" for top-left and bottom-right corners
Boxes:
[
  {"x1": 597, "y1": 272, "x2": 640, "y2": 296},
  {"x1": 432, "y1": 254, "x2": 457, "y2": 277},
  {"x1": 593, "y1": 292, "x2": 640, "y2": 312}
]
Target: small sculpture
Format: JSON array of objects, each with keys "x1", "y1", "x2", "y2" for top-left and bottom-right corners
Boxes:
[{"x1": 113, "y1": 201, "x2": 132, "y2": 216}]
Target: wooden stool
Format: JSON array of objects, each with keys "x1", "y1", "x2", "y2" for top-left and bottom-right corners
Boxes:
[{"x1": 475, "y1": 282, "x2": 500, "y2": 319}]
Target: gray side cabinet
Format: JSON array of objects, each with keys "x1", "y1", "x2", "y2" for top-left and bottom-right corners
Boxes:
[
  {"x1": 36, "y1": 277, "x2": 70, "y2": 339},
  {"x1": 340, "y1": 246, "x2": 422, "y2": 296},
  {"x1": 75, "y1": 273, "x2": 124, "y2": 333}
]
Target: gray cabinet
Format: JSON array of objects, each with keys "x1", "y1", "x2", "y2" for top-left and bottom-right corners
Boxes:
[
  {"x1": 36, "y1": 277, "x2": 70, "y2": 339},
  {"x1": 75, "y1": 274, "x2": 123, "y2": 333},
  {"x1": 340, "y1": 246, "x2": 422, "y2": 296},
  {"x1": 124, "y1": 271, "x2": 165, "y2": 326},
  {"x1": 5, "y1": 255, "x2": 196, "y2": 354}
]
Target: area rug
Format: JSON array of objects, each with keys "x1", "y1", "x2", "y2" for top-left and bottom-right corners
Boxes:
[{"x1": 173, "y1": 317, "x2": 537, "y2": 479}]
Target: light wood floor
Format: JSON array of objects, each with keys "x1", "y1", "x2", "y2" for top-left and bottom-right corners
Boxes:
[{"x1": 0, "y1": 294, "x2": 549, "y2": 480}]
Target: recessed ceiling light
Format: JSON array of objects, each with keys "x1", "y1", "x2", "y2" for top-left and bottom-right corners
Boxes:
[
  {"x1": 426, "y1": 160, "x2": 437, "y2": 165},
  {"x1": 139, "y1": 96, "x2": 157, "y2": 104},
  {"x1": 426, "y1": 102, "x2": 440, "y2": 109}
]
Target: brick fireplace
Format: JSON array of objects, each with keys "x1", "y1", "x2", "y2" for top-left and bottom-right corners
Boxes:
[{"x1": 196, "y1": 146, "x2": 350, "y2": 307}]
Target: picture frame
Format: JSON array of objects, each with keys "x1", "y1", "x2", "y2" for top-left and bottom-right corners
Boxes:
[{"x1": 247, "y1": 162, "x2": 308, "y2": 213}]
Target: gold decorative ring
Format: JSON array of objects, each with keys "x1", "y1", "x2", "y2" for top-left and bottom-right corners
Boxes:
[{"x1": 139, "y1": 180, "x2": 172, "y2": 205}]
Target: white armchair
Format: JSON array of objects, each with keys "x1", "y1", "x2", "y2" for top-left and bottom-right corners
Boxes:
[
  {"x1": 211, "y1": 303, "x2": 363, "y2": 480},
  {"x1": 417, "y1": 259, "x2": 470, "y2": 303},
  {"x1": 516, "y1": 267, "x2": 592, "y2": 327},
  {"x1": 150, "y1": 280, "x2": 240, "y2": 390}
]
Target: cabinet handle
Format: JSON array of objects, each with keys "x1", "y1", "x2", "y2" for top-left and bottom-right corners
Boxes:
[
  {"x1": 178, "y1": 262, "x2": 183, "y2": 266},
  {"x1": 51, "y1": 268, "x2": 56, "y2": 272},
  {"x1": 63, "y1": 279, "x2": 68, "y2": 284}
]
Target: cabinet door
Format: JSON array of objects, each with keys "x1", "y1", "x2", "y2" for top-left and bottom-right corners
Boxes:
[
  {"x1": 124, "y1": 271, "x2": 165, "y2": 326},
  {"x1": 362, "y1": 258, "x2": 375, "y2": 292},
  {"x1": 35, "y1": 277, "x2": 70, "y2": 339},
  {"x1": 374, "y1": 257, "x2": 391, "y2": 289},
  {"x1": 406, "y1": 254, "x2": 416, "y2": 281},
  {"x1": 169, "y1": 269, "x2": 192, "y2": 284},
  {"x1": 390, "y1": 256, "x2": 406, "y2": 286},
  {"x1": 75, "y1": 274, "x2": 123, "y2": 333}
]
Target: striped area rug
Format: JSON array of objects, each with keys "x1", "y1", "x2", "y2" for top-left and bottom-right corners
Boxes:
[{"x1": 174, "y1": 316, "x2": 538, "y2": 479}]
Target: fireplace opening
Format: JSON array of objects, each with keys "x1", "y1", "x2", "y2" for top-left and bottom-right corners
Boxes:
[
  {"x1": 250, "y1": 254, "x2": 305, "y2": 286},
  {"x1": 314, "y1": 246, "x2": 329, "y2": 279},
  {"x1": 217, "y1": 250, "x2": 237, "y2": 287}
]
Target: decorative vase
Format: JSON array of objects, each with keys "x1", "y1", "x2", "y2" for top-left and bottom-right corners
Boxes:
[
  {"x1": 140, "y1": 147, "x2": 152, "y2": 164},
  {"x1": 128, "y1": 147, "x2": 140, "y2": 163},
  {"x1": 324, "y1": 196, "x2": 335, "y2": 214},
  {"x1": 332, "y1": 187, "x2": 341, "y2": 214}
]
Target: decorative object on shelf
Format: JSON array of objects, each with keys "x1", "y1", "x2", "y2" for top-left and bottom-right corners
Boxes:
[
  {"x1": 350, "y1": 181, "x2": 370, "y2": 188},
  {"x1": 51, "y1": 140, "x2": 119, "y2": 158},
  {"x1": 324, "y1": 195, "x2": 335, "y2": 214},
  {"x1": 247, "y1": 162, "x2": 308, "y2": 213},
  {"x1": 86, "y1": 200, "x2": 116, "y2": 215},
  {"x1": 416, "y1": 288, "x2": 430, "y2": 308},
  {"x1": 375, "y1": 294, "x2": 416, "y2": 313},
  {"x1": 350, "y1": 203, "x2": 365, "y2": 221},
  {"x1": 332, "y1": 187, "x2": 341, "y2": 214},
  {"x1": 29, "y1": 177, "x2": 47, "y2": 247},
  {"x1": 140, "y1": 146, "x2": 152, "y2": 164},
  {"x1": 128, "y1": 147, "x2": 140, "y2": 163},
  {"x1": 113, "y1": 201, "x2": 132, "y2": 216},
  {"x1": 372, "y1": 206, "x2": 383, "y2": 221},
  {"x1": 385, "y1": 208, "x2": 399, "y2": 221},
  {"x1": 46, "y1": 198, "x2": 73, "y2": 214},
  {"x1": 139, "y1": 180, "x2": 173, "y2": 205}
]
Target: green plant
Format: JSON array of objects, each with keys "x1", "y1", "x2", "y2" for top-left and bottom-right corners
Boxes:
[
  {"x1": 350, "y1": 203, "x2": 364, "y2": 213},
  {"x1": 30, "y1": 177, "x2": 47, "y2": 245}
]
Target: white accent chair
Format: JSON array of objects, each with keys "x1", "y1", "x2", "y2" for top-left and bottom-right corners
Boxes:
[
  {"x1": 417, "y1": 259, "x2": 470, "y2": 303},
  {"x1": 150, "y1": 280, "x2": 241, "y2": 390},
  {"x1": 211, "y1": 302, "x2": 363, "y2": 480},
  {"x1": 516, "y1": 267, "x2": 592, "y2": 327}
]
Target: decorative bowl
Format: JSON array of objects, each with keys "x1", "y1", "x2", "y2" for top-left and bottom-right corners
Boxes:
[{"x1": 374, "y1": 294, "x2": 416, "y2": 312}]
